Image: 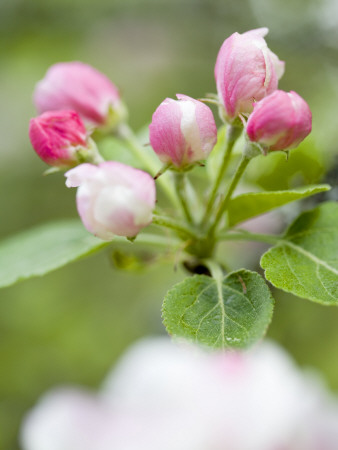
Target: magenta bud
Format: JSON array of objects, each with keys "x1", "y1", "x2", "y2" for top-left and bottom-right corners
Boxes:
[
  {"x1": 215, "y1": 28, "x2": 285, "y2": 121},
  {"x1": 246, "y1": 90, "x2": 312, "y2": 151},
  {"x1": 65, "y1": 162, "x2": 156, "y2": 240},
  {"x1": 149, "y1": 94, "x2": 217, "y2": 168},
  {"x1": 33, "y1": 62, "x2": 126, "y2": 128},
  {"x1": 29, "y1": 110, "x2": 94, "y2": 168}
]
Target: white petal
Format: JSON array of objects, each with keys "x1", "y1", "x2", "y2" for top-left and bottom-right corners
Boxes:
[
  {"x1": 179, "y1": 101, "x2": 204, "y2": 161},
  {"x1": 65, "y1": 164, "x2": 99, "y2": 188}
]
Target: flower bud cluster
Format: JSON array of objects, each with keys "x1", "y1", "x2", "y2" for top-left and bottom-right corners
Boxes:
[
  {"x1": 29, "y1": 62, "x2": 155, "y2": 239},
  {"x1": 29, "y1": 62, "x2": 126, "y2": 169},
  {"x1": 28, "y1": 27, "x2": 312, "y2": 241},
  {"x1": 215, "y1": 28, "x2": 285, "y2": 121},
  {"x1": 214, "y1": 28, "x2": 311, "y2": 152}
]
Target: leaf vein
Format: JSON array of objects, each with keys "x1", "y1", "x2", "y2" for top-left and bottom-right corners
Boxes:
[
  {"x1": 178, "y1": 283, "x2": 214, "y2": 328},
  {"x1": 287, "y1": 227, "x2": 338, "y2": 240},
  {"x1": 216, "y1": 279, "x2": 249, "y2": 338},
  {"x1": 316, "y1": 265, "x2": 337, "y2": 301},
  {"x1": 215, "y1": 275, "x2": 226, "y2": 347},
  {"x1": 281, "y1": 241, "x2": 338, "y2": 276},
  {"x1": 282, "y1": 246, "x2": 311, "y2": 296},
  {"x1": 194, "y1": 303, "x2": 219, "y2": 340},
  {"x1": 222, "y1": 285, "x2": 257, "y2": 314}
]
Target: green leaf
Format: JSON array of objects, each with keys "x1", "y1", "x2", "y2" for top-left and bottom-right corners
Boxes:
[
  {"x1": 0, "y1": 220, "x2": 108, "y2": 289},
  {"x1": 227, "y1": 184, "x2": 330, "y2": 226},
  {"x1": 261, "y1": 202, "x2": 338, "y2": 305},
  {"x1": 246, "y1": 139, "x2": 325, "y2": 191},
  {"x1": 162, "y1": 269, "x2": 274, "y2": 349}
]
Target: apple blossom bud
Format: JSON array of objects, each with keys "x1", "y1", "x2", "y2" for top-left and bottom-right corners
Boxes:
[
  {"x1": 246, "y1": 90, "x2": 312, "y2": 151},
  {"x1": 149, "y1": 94, "x2": 217, "y2": 168},
  {"x1": 215, "y1": 28, "x2": 285, "y2": 121},
  {"x1": 65, "y1": 162, "x2": 156, "y2": 240},
  {"x1": 29, "y1": 110, "x2": 98, "y2": 168},
  {"x1": 33, "y1": 62, "x2": 126, "y2": 129},
  {"x1": 20, "y1": 338, "x2": 338, "y2": 450}
]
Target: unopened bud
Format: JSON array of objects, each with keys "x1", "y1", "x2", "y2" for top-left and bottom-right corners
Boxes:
[
  {"x1": 65, "y1": 162, "x2": 156, "y2": 240},
  {"x1": 33, "y1": 62, "x2": 127, "y2": 130},
  {"x1": 149, "y1": 94, "x2": 217, "y2": 168},
  {"x1": 246, "y1": 90, "x2": 312, "y2": 151},
  {"x1": 215, "y1": 28, "x2": 284, "y2": 122},
  {"x1": 29, "y1": 110, "x2": 99, "y2": 168}
]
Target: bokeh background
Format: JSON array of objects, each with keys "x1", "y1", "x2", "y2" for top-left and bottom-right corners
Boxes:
[{"x1": 1, "y1": 0, "x2": 338, "y2": 448}]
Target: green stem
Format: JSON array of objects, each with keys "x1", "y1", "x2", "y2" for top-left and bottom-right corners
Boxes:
[
  {"x1": 217, "y1": 230, "x2": 281, "y2": 245},
  {"x1": 100, "y1": 233, "x2": 182, "y2": 249},
  {"x1": 130, "y1": 233, "x2": 181, "y2": 248},
  {"x1": 118, "y1": 124, "x2": 179, "y2": 208},
  {"x1": 203, "y1": 259, "x2": 224, "y2": 280},
  {"x1": 202, "y1": 125, "x2": 242, "y2": 225},
  {"x1": 174, "y1": 173, "x2": 194, "y2": 223},
  {"x1": 208, "y1": 155, "x2": 251, "y2": 235},
  {"x1": 152, "y1": 213, "x2": 198, "y2": 240}
]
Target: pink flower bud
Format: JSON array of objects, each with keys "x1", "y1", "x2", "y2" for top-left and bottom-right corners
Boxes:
[
  {"x1": 33, "y1": 62, "x2": 126, "y2": 128},
  {"x1": 65, "y1": 162, "x2": 156, "y2": 240},
  {"x1": 149, "y1": 94, "x2": 217, "y2": 168},
  {"x1": 246, "y1": 90, "x2": 312, "y2": 151},
  {"x1": 215, "y1": 28, "x2": 285, "y2": 121},
  {"x1": 29, "y1": 110, "x2": 92, "y2": 168}
]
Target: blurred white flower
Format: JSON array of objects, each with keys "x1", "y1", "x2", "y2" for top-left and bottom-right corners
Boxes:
[{"x1": 21, "y1": 338, "x2": 338, "y2": 450}]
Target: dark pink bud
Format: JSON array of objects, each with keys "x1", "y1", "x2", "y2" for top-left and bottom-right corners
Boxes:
[
  {"x1": 246, "y1": 90, "x2": 312, "y2": 151},
  {"x1": 29, "y1": 110, "x2": 89, "y2": 168}
]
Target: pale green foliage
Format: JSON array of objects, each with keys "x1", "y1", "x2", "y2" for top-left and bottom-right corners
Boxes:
[
  {"x1": 0, "y1": 220, "x2": 107, "y2": 288},
  {"x1": 261, "y1": 202, "x2": 338, "y2": 304},
  {"x1": 0, "y1": 220, "x2": 178, "y2": 288},
  {"x1": 162, "y1": 269, "x2": 274, "y2": 349},
  {"x1": 246, "y1": 139, "x2": 325, "y2": 190},
  {"x1": 227, "y1": 185, "x2": 330, "y2": 226}
]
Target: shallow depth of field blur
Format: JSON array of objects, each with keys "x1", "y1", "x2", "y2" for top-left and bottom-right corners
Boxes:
[{"x1": 1, "y1": 0, "x2": 338, "y2": 448}]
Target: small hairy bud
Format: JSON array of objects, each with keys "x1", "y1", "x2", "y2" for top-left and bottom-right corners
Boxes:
[
  {"x1": 246, "y1": 90, "x2": 312, "y2": 151},
  {"x1": 65, "y1": 162, "x2": 156, "y2": 240},
  {"x1": 149, "y1": 94, "x2": 217, "y2": 168},
  {"x1": 33, "y1": 62, "x2": 126, "y2": 129},
  {"x1": 215, "y1": 28, "x2": 285, "y2": 121},
  {"x1": 29, "y1": 110, "x2": 94, "y2": 168}
]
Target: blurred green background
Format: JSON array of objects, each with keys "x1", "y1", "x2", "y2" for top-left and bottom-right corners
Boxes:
[{"x1": 1, "y1": 0, "x2": 338, "y2": 448}]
